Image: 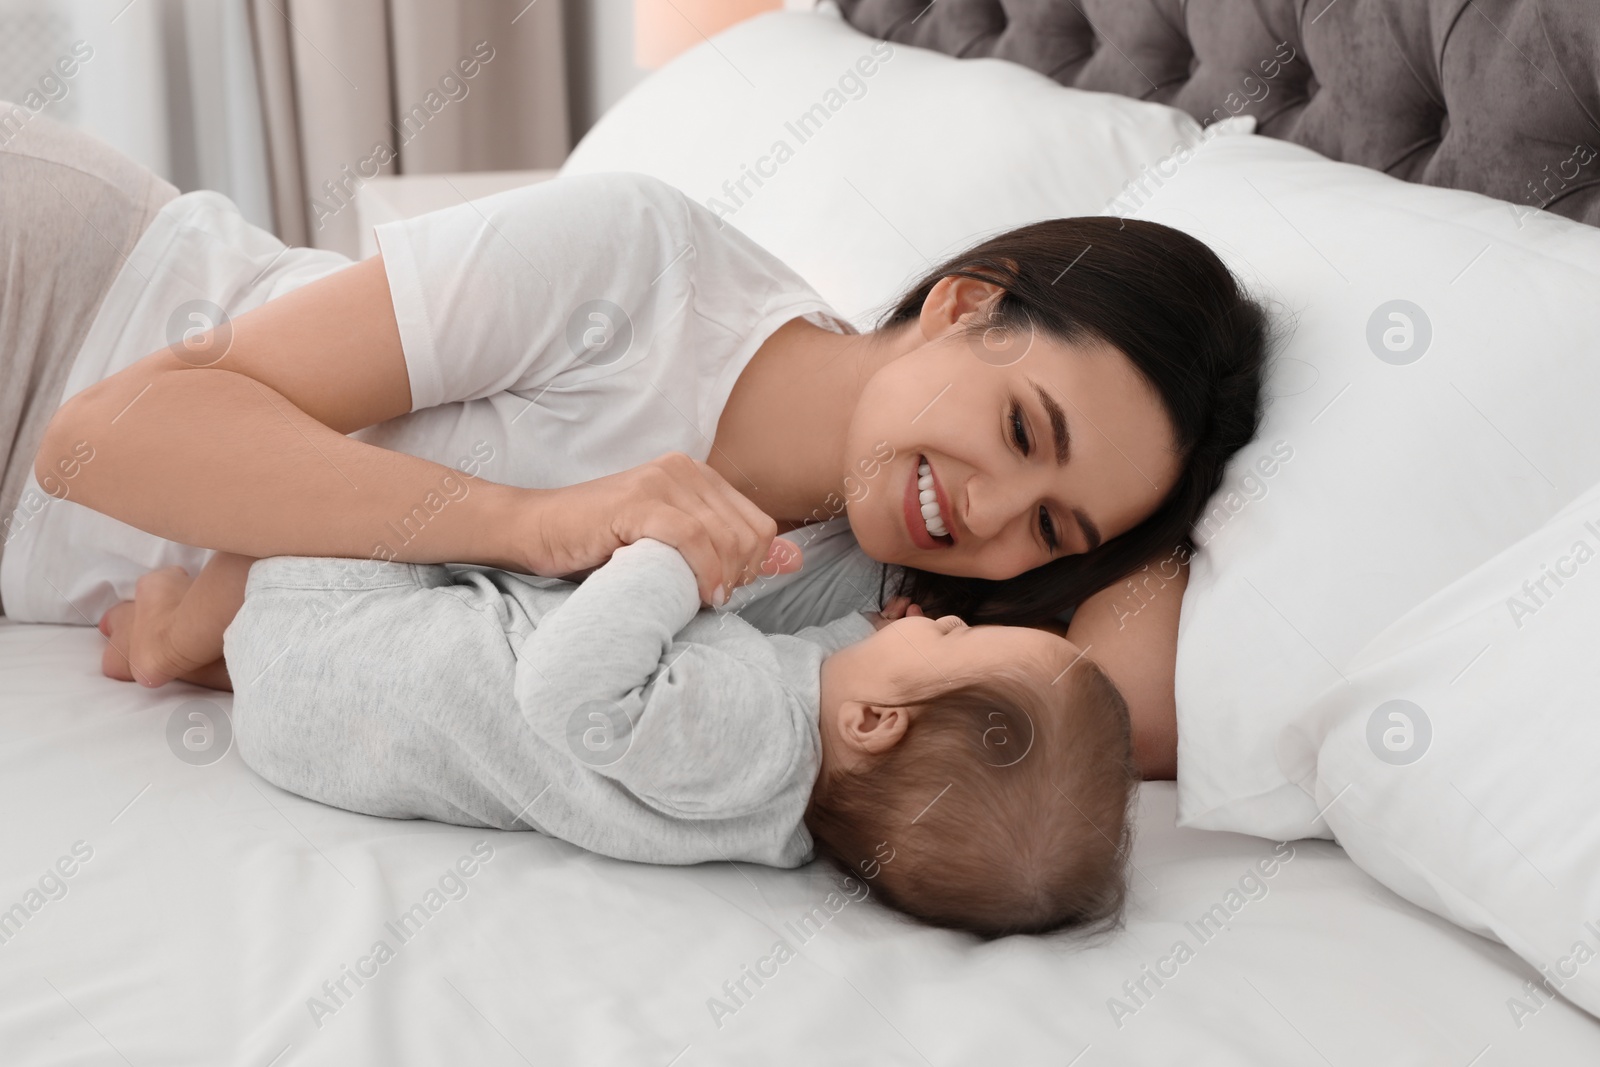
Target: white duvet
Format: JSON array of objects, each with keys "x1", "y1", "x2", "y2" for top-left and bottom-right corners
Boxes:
[{"x1": 4, "y1": 622, "x2": 1600, "y2": 1062}]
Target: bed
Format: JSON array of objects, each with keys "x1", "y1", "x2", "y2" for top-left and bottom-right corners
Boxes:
[
  {"x1": 10, "y1": 618, "x2": 1600, "y2": 1063},
  {"x1": 8, "y1": 1, "x2": 1600, "y2": 1062}
]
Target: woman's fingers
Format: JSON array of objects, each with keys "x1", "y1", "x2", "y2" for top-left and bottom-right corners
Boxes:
[
  {"x1": 536, "y1": 452, "x2": 802, "y2": 608},
  {"x1": 634, "y1": 506, "x2": 729, "y2": 607},
  {"x1": 675, "y1": 457, "x2": 780, "y2": 598},
  {"x1": 649, "y1": 453, "x2": 795, "y2": 603},
  {"x1": 693, "y1": 458, "x2": 797, "y2": 585},
  {"x1": 761, "y1": 538, "x2": 801, "y2": 577},
  {"x1": 653, "y1": 454, "x2": 756, "y2": 600}
]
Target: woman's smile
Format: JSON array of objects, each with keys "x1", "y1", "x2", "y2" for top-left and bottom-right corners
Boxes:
[{"x1": 903, "y1": 452, "x2": 956, "y2": 550}]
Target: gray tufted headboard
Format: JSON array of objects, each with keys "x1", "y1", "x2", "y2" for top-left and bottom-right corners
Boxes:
[{"x1": 834, "y1": 0, "x2": 1600, "y2": 227}]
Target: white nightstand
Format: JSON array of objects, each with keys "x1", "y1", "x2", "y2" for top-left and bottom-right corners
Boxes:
[{"x1": 353, "y1": 169, "x2": 561, "y2": 259}]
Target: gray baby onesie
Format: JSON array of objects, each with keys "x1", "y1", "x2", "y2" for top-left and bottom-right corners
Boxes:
[{"x1": 223, "y1": 538, "x2": 876, "y2": 867}]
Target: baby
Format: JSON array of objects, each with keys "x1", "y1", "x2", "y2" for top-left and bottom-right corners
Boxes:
[{"x1": 109, "y1": 538, "x2": 1139, "y2": 939}]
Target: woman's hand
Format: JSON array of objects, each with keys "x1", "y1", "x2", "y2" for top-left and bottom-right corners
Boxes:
[{"x1": 521, "y1": 451, "x2": 803, "y2": 607}]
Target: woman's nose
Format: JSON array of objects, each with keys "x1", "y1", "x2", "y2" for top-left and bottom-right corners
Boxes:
[{"x1": 962, "y1": 472, "x2": 1043, "y2": 543}]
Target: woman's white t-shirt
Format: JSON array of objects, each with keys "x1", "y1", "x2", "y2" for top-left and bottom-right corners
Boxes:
[{"x1": 1, "y1": 172, "x2": 891, "y2": 632}]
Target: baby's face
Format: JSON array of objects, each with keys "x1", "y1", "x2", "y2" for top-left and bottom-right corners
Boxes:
[{"x1": 819, "y1": 613, "x2": 1089, "y2": 739}]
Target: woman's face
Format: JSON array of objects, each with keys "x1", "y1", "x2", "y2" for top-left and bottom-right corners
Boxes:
[{"x1": 843, "y1": 276, "x2": 1183, "y2": 580}]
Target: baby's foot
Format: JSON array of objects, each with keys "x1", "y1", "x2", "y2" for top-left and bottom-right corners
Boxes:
[
  {"x1": 98, "y1": 600, "x2": 138, "y2": 681},
  {"x1": 97, "y1": 565, "x2": 193, "y2": 687}
]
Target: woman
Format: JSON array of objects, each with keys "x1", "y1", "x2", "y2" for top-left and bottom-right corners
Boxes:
[{"x1": 5, "y1": 108, "x2": 1269, "y2": 779}]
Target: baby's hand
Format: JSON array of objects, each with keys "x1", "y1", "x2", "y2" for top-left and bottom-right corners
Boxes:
[
  {"x1": 884, "y1": 595, "x2": 924, "y2": 620},
  {"x1": 873, "y1": 596, "x2": 926, "y2": 627}
]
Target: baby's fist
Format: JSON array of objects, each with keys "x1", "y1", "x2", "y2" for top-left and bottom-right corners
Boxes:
[{"x1": 880, "y1": 595, "x2": 925, "y2": 622}]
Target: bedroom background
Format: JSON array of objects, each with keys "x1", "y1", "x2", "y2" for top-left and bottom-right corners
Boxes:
[{"x1": 0, "y1": 0, "x2": 795, "y2": 257}]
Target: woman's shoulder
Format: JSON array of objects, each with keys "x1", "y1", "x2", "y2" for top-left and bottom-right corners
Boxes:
[
  {"x1": 512, "y1": 171, "x2": 695, "y2": 237},
  {"x1": 552, "y1": 170, "x2": 685, "y2": 214},
  {"x1": 397, "y1": 171, "x2": 699, "y2": 263},
  {"x1": 467, "y1": 171, "x2": 845, "y2": 329}
]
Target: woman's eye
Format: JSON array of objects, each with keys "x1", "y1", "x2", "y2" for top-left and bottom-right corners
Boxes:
[
  {"x1": 1012, "y1": 403, "x2": 1058, "y2": 552},
  {"x1": 1010, "y1": 404, "x2": 1030, "y2": 455}
]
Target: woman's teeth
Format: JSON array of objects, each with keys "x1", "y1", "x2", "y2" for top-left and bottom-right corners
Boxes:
[{"x1": 917, "y1": 459, "x2": 950, "y2": 540}]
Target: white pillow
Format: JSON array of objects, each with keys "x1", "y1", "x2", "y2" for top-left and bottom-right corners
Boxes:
[
  {"x1": 1118, "y1": 133, "x2": 1600, "y2": 838},
  {"x1": 1281, "y1": 473, "x2": 1600, "y2": 1021},
  {"x1": 560, "y1": 10, "x2": 1202, "y2": 328}
]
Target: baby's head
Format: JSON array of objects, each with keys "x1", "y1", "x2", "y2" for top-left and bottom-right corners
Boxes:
[{"x1": 806, "y1": 612, "x2": 1137, "y2": 939}]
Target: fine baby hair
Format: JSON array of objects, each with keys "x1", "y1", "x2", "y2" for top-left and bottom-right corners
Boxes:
[{"x1": 805, "y1": 651, "x2": 1138, "y2": 939}]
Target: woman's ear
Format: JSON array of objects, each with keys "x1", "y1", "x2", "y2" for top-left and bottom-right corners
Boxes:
[
  {"x1": 919, "y1": 274, "x2": 1008, "y2": 338},
  {"x1": 837, "y1": 700, "x2": 913, "y2": 756}
]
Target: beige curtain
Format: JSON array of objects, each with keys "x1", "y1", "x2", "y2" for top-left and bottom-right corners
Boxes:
[{"x1": 248, "y1": 0, "x2": 568, "y2": 256}]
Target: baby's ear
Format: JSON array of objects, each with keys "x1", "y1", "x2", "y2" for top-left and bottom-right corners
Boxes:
[{"x1": 852, "y1": 703, "x2": 912, "y2": 755}]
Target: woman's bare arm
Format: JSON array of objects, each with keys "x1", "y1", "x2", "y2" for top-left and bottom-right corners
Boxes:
[
  {"x1": 35, "y1": 255, "x2": 530, "y2": 570},
  {"x1": 35, "y1": 253, "x2": 800, "y2": 604},
  {"x1": 1065, "y1": 549, "x2": 1189, "y2": 780}
]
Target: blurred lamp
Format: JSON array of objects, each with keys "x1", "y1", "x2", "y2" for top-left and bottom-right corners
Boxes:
[{"x1": 634, "y1": 0, "x2": 783, "y2": 69}]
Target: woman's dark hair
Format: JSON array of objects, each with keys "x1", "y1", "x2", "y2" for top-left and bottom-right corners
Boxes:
[{"x1": 873, "y1": 217, "x2": 1272, "y2": 626}]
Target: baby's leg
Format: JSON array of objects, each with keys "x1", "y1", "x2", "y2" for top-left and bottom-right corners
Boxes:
[{"x1": 100, "y1": 552, "x2": 256, "y2": 691}]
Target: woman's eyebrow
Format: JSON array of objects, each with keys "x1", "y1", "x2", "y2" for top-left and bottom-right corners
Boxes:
[
  {"x1": 1027, "y1": 378, "x2": 1071, "y2": 466},
  {"x1": 1027, "y1": 378, "x2": 1102, "y2": 551}
]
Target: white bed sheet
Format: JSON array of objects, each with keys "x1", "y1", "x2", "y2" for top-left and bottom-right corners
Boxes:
[{"x1": 3, "y1": 618, "x2": 1598, "y2": 1065}]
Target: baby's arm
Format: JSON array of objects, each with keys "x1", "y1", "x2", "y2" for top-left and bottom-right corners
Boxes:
[
  {"x1": 513, "y1": 538, "x2": 704, "y2": 728},
  {"x1": 100, "y1": 552, "x2": 256, "y2": 691},
  {"x1": 516, "y1": 538, "x2": 811, "y2": 815}
]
